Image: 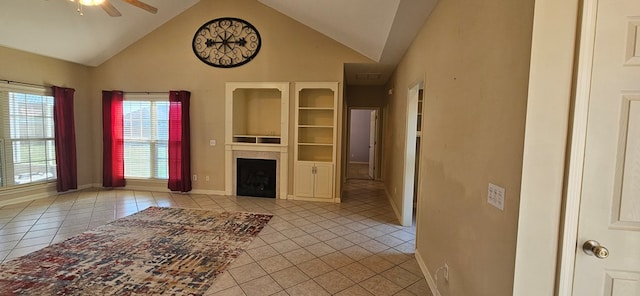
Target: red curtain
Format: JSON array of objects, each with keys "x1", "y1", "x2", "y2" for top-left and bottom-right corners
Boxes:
[
  {"x1": 168, "y1": 90, "x2": 191, "y2": 192},
  {"x1": 102, "y1": 90, "x2": 126, "y2": 188},
  {"x1": 52, "y1": 86, "x2": 77, "y2": 192}
]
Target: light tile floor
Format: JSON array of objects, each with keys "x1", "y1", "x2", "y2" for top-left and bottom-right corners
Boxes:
[
  {"x1": 347, "y1": 163, "x2": 373, "y2": 180},
  {"x1": 0, "y1": 179, "x2": 431, "y2": 296}
]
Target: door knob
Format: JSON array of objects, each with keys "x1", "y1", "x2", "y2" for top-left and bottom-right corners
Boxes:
[{"x1": 582, "y1": 240, "x2": 609, "y2": 259}]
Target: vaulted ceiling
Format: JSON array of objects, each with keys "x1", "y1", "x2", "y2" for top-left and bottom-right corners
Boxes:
[{"x1": 0, "y1": 0, "x2": 437, "y2": 85}]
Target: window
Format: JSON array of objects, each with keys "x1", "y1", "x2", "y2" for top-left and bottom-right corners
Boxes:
[
  {"x1": 123, "y1": 94, "x2": 169, "y2": 179},
  {"x1": 0, "y1": 84, "x2": 56, "y2": 188}
]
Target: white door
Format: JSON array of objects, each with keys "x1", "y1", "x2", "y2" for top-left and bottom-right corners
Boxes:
[
  {"x1": 573, "y1": 0, "x2": 640, "y2": 294},
  {"x1": 368, "y1": 110, "x2": 376, "y2": 179}
]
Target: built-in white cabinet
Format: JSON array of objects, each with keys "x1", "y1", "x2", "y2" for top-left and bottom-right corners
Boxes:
[
  {"x1": 294, "y1": 162, "x2": 334, "y2": 199},
  {"x1": 293, "y1": 82, "x2": 338, "y2": 201}
]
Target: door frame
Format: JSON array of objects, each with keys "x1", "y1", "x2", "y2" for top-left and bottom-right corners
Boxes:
[
  {"x1": 368, "y1": 110, "x2": 377, "y2": 179},
  {"x1": 513, "y1": 0, "x2": 582, "y2": 294},
  {"x1": 557, "y1": 0, "x2": 599, "y2": 293},
  {"x1": 346, "y1": 107, "x2": 381, "y2": 180},
  {"x1": 400, "y1": 80, "x2": 423, "y2": 227}
]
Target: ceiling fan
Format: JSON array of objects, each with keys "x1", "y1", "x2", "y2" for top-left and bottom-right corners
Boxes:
[{"x1": 71, "y1": 0, "x2": 158, "y2": 17}]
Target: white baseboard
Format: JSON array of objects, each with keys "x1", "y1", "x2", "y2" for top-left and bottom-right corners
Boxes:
[
  {"x1": 189, "y1": 189, "x2": 226, "y2": 196},
  {"x1": 1, "y1": 182, "x2": 228, "y2": 208},
  {"x1": 93, "y1": 182, "x2": 226, "y2": 196},
  {"x1": 0, "y1": 190, "x2": 54, "y2": 207},
  {"x1": 0, "y1": 183, "x2": 94, "y2": 207},
  {"x1": 288, "y1": 194, "x2": 339, "y2": 203},
  {"x1": 416, "y1": 249, "x2": 441, "y2": 296},
  {"x1": 384, "y1": 185, "x2": 403, "y2": 224}
]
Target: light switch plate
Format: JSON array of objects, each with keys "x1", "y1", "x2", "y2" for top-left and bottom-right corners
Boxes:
[
  {"x1": 488, "y1": 183, "x2": 505, "y2": 211},
  {"x1": 209, "y1": 139, "x2": 216, "y2": 146}
]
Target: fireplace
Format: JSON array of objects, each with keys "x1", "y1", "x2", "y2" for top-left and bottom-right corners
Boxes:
[{"x1": 236, "y1": 158, "x2": 277, "y2": 198}]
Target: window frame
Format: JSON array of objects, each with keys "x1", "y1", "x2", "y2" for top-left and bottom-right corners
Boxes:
[
  {"x1": 0, "y1": 83, "x2": 56, "y2": 188},
  {"x1": 122, "y1": 93, "x2": 169, "y2": 180}
]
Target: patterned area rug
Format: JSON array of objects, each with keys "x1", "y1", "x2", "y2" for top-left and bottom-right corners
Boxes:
[{"x1": 0, "y1": 207, "x2": 272, "y2": 295}]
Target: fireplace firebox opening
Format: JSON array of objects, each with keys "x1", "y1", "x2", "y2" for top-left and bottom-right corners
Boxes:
[{"x1": 236, "y1": 158, "x2": 277, "y2": 198}]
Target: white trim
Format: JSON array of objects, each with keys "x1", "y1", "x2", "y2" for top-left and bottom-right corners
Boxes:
[
  {"x1": 384, "y1": 184, "x2": 402, "y2": 224},
  {"x1": 123, "y1": 92, "x2": 169, "y2": 101},
  {"x1": 345, "y1": 106, "x2": 382, "y2": 181},
  {"x1": 119, "y1": 184, "x2": 171, "y2": 193},
  {"x1": 224, "y1": 82, "x2": 290, "y2": 199},
  {"x1": 513, "y1": 0, "x2": 580, "y2": 294},
  {"x1": 557, "y1": 0, "x2": 599, "y2": 294},
  {"x1": 182, "y1": 189, "x2": 226, "y2": 196},
  {"x1": 400, "y1": 80, "x2": 422, "y2": 227},
  {"x1": 0, "y1": 187, "x2": 56, "y2": 207},
  {"x1": 92, "y1": 182, "x2": 227, "y2": 196},
  {"x1": 0, "y1": 183, "x2": 93, "y2": 207},
  {"x1": 416, "y1": 249, "x2": 441, "y2": 296},
  {"x1": 0, "y1": 181, "x2": 55, "y2": 195},
  {"x1": 0, "y1": 81, "x2": 50, "y2": 95}
]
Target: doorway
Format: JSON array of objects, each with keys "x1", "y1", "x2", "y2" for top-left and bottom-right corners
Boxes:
[
  {"x1": 347, "y1": 108, "x2": 379, "y2": 180},
  {"x1": 401, "y1": 80, "x2": 424, "y2": 227}
]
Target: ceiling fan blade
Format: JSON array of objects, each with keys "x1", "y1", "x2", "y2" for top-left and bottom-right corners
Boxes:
[
  {"x1": 101, "y1": 1, "x2": 122, "y2": 17},
  {"x1": 122, "y1": 0, "x2": 158, "y2": 14}
]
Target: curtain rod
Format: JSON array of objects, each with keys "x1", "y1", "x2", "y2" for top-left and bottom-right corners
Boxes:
[{"x1": 0, "y1": 79, "x2": 48, "y2": 89}]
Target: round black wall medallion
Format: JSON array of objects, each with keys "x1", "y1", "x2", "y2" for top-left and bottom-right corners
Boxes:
[{"x1": 192, "y1": 17, "x2": 261, "y2": 68}]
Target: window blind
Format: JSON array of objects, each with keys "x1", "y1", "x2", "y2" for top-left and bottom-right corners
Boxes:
[
  {"x1": 123, "y1": 93, "x2": 169, "y2": 179},
  {"x1": 0, "y1": 82, "x2": 56, "y2": 188}
]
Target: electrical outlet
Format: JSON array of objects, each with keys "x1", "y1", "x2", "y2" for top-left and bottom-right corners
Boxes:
[
  {"x1": 205, "y1": 176, "x2": 210, "y2": 181},
  {"x1": 193, "y1": 174, "x2": 197, "y2": 181},
  {"x1": 488, "y1": 183, "x2": 505, "y2": 210},
  {"x1": 210, "y1": 139, "x2": 216, "y2": 146}
]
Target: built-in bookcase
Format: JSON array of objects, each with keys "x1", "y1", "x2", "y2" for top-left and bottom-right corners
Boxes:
[
  {"x1": 294, "y1": 82, "x2": 338, "y2": 201},
  {"x1": 225, "y1": 82, "x2": 289, "y2": 146},
  {"x1": 296, "y1": 87, "x2": 336, "y2": 162}
]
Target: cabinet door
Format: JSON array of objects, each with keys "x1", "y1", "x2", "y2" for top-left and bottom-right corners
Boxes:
[
  {"x1": 313, "y1": 163, "x2": 334, "y2": 199},
  {"x1": 295, "y1": 162, "x2": 315, "y2": 198}
]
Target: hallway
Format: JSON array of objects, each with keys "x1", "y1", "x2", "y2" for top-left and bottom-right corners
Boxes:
[
  {"x1": 347, "y1": 163, "x2": 373, "y2": 180},
  {"x1": 0, "y1": 180, "x2": 430, "y2": 295}
]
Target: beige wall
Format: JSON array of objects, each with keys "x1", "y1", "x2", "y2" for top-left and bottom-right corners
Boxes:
[
  {"x1": 90, "y1": 0, "x2": 371, "y2": 193},
  {"x1": 346, "y1": 85, "x2": 387, "y2": 108},
  {"x1": 0, "y1": 0, "x2": 371, "y2": 199},
  {"x1": 383, "y1": 0, "x2": 534, "y2": 295},
  {"x1": 0, "y1": 46, "x2": 93, "y2": 202}
]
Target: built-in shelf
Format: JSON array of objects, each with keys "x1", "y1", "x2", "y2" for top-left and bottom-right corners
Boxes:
[
  {"x1": 298, "y1": 142, "x2": 333, "y2": 146},
  {"x1": 225, "y1": 82, "x2": 289, "y2": 146},
  {"x1": 298, "y1": 125, "x2": 333, "y2": 128},
  {"x1": 294, "y1": 82, "x2": 338, "y2": 202},
  {"x1": 233, "y1": 135, "x2": 282, "y2": 144},
  {"x1": 297, "y1": 145, "x2": 334, "y2": 162}
]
